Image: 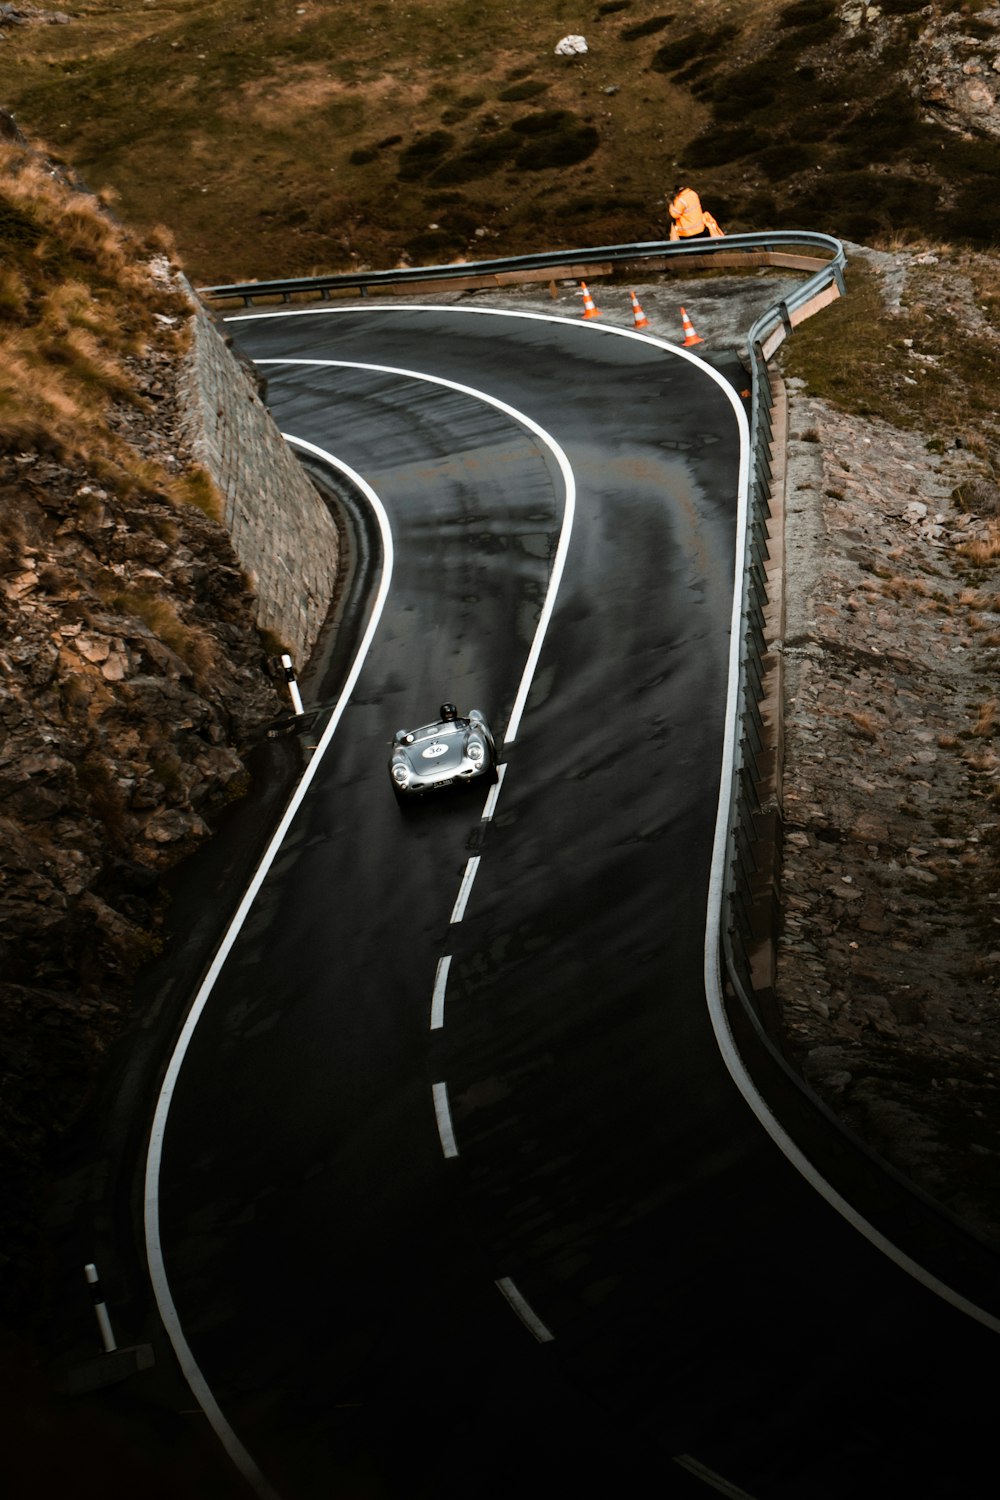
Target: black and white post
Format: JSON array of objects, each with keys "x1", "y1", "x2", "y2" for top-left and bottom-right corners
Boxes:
[
  {"x1": 84, "y1": 1262, "x2": 117, "y2": 1354},
  {"x1": 280, "y1": 653, "x2": 304, "y2": 717}
]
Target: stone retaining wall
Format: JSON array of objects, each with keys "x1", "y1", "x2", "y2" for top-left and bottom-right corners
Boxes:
[{"x1": 178, "y1": 292, "x2": 340, "y2": 668}]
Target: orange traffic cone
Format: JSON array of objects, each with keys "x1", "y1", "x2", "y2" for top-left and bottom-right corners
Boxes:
[
  {"x1": 680, "y1": 306, "x2": 704, "y2": 347},
  {"x1": 629, "y1": 290, "x2": 649, "y2": 330},
  {"x1": 579, "y1": 281, "x2": 602, "y2": 319}
]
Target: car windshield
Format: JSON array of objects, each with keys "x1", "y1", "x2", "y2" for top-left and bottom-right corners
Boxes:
[{"x1": 410, "y1": 720, "x2": 462, "y2": 741}]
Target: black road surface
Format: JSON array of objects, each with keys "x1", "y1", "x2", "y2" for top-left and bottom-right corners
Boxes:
[{"x1": 147, "y1": 307, "x2": 996, "y2": 1499}]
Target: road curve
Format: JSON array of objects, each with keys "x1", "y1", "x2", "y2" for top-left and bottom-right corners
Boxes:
[{"x1": 146, "y1": 306, "x2": 998, "y2": 1500}]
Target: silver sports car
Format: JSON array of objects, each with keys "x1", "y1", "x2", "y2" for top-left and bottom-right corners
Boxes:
[{"x1": 389, "y1": 703, "x2": 497, "y2": 801}]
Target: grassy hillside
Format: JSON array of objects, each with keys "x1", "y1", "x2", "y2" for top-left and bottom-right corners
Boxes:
[{"x1": 1, "y1": 0, "x2": 998, "y2": 284}]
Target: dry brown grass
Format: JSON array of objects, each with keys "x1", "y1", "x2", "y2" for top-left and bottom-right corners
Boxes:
[
  {"x1": 0, "y1": 136, "x2": 193, "y2": 495},
  {"x1": 958, "y1": 528, "x2": 1000, "y2": 567},
  {"x1": 111, "y1": 588, "x2": 217, "y2": 685},
  {"x1": 165, "y1": 466, "x2": 224, "y2": 521},
  {"x1": 845, "y1": 709, "x2": 879, "y2": 739},
  {"x1": 960, "y1": 749, "x2": 998, "y2": 773},
  {"x1": 880, "y1": 575, "x2": 929, "y2": 600},
  {"x1": 971, "y1": 700, "x2": 998, "y2": 739},
  {"x1": 0, "y1": 335, "x2": 88, "y2": 449}
]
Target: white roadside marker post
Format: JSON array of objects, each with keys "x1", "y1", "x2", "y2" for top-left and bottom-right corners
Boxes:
[
  {"x1": 280, "y1": 653, "x2": 305, "y2": 717},
  {"x1": 49, "y1": 1265, "x2": 155, "y2": 1393},
  {"x1": 84, "y1": 1262, "x2": 117, "y2": 1354}
]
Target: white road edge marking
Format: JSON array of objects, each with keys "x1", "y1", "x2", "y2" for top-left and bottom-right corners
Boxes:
[
  {"x1": 430, "y1": 955, "x2": 451, "y2": 1031},
  {"x1": 433, "y1": 1081, "x2": 459, "y2": 1158},
  {"x1": 247, "y1": 354, "x2": 577, "y2": 748},
  {"x1": 495, "y1": 1277, "x2": 555, "y2": 1343},
  {"x1": 143, "y1": 449, "x2": 393, "y2": 1500},
  {"x1": 481, "y1": 762, "x2": 506, "y2": 821},
  {"x1": 695, "y1": 324, "x2": 1000, "y2": 1334},
  {"x1": 450, "y1": 856, "x2": 481, "y2": 924}
]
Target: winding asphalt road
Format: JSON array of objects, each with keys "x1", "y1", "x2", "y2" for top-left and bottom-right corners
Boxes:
[{"x1": 146, "y1": 307, "x2": 997, "y2": 1499}]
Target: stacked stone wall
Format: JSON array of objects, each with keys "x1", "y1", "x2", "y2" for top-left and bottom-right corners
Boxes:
[{"x1": 179, "y1": 294, "x2": 339, "y2": 667}]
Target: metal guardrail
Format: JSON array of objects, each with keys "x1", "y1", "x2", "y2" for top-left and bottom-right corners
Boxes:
[
  {"x1": 724, "y1": 244, "x2": 847, "y2": 1021},
  {"x1": 197, "y1": 230, "x2": 845, "y2": 305}
]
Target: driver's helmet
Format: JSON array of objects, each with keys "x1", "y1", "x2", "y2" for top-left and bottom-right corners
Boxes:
[{"x1": 440, "y1": 702, "x2": 458, "y2": 722}]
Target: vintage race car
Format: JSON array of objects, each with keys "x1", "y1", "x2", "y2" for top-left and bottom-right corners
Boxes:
[{"x1": 389, "y1": 704, "x2": 497, "y2": 801}]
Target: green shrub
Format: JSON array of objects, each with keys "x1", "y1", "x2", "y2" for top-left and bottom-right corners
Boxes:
[
  {"x1": 715, "y1": 59, "x2": 776, "y2": 104},
  {"x1": 621, "y1": 15, "x2": 674, "y2": 41},
  {"x1": 752, "y1": 141, "x2": 820, "y2": 181},
  {"x1": 945, "y1": 136, "x2": 1000, "y2": 178},
  {"x1": 511, "y1": 109, "x2": 575, "y2": 136},
  {"x1": 562, "y1": 193, "x2": 645, "y2": 216},
  {"x1": 779, "y1": 0, "x2": 837, "y2": 24},
  {"x1": 794, "y1": 171, "x2": 939, "y2": 241},
  {"x1": 442, "y1": 92, "x2": 486, "y2": 122},
  {"x1": 429, "y1": 130, "x2": 521, "y2": 184},
  {"x1": 498, "y1": 80, "x2": 549, "y2": 101},
  {"x1": 953, "y1": 183, "x2": 1000, "y2": 247},
  {"x1": 771, "y1": 16, "x2": 839, "y2": 50},
  {"x1": 685, "y1": 123, "x2": 767, "y2": 167},
  {"x1": 397, "y1": 130, "x2": 454, "y2": 181},
  {"x1": 832, "y1": 89, "x2": 924, "y2": 164},
  {"x1": 403, "y1": 229, "x2": 462, "y2": 262},
  {"x1": 650, "y1": 26, "x2": 738, "y2": 72},
  {"x1": 680, "y1": 62, "x2": 718, "y2": 89},
  {"x1": 515, "y1": 122, "x2": 600, "y2": 171}
]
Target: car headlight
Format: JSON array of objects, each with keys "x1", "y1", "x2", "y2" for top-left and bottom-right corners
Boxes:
[
  {"x1": 391, "y1": 763, "x2": 410, "y2": 785},
  {"x1": 467, "y1": 741, "x2": 484, "y2": 762}
]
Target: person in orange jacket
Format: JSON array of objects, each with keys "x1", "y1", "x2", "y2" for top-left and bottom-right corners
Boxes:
[{"x1": 668, "y1": 184, "x2": 724, "y2": 241}]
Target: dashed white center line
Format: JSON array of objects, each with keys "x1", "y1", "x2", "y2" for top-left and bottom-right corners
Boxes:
[
  {"x1": 495, "y1": 1278, "x2": 555, "y2": 1343},
  {"x1": 449, "y1": 855, "x2": 480, "y2": 924},
  {"x1": 429, "y1": 955, "x2": 451, "y2": 1031},
  {"x1": 432, "y1": 1081, "x2": 459, "y2": 1158},
  {"x1": 481, "y1": 763, "x2": 506, "y2": 821}
]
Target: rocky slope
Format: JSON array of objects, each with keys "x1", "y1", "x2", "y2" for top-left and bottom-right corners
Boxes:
[
  {"x1": 775, "y1": 243, "x2": 1000, "y2": 1246},
  {"x1": 0, "y1": 133, "x2": 285, "y2": 1314}
]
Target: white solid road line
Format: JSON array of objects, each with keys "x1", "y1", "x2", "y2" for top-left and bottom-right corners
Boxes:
[
  {"x1": 432, "y1": 1081, "x2": 459, "y2": 1158},
  {"x1": 143, "y1": 448, "x2": 394, "y2": 1500},
  {"x1": 251, "y1": 356, "x2": 575, "y2": 749},
  {"x1": 430, "y1": 955, "x2": 451, "y2": 1032},
  {"x1": 449, "y1": 856, "x2": 481, "y2": 925},
  {"x1": 495, "y1": 1277, "x2": 555, "y2": 1343}
]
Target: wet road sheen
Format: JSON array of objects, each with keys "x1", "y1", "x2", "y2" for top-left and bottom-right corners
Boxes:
[{"x1": 154, "y1": 307, "x2": 997, "y2": 1499}]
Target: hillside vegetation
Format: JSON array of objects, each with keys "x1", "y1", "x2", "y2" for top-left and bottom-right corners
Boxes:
[{"x1": 0, "y1": 0, "x2": 998, "y2": 283}]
